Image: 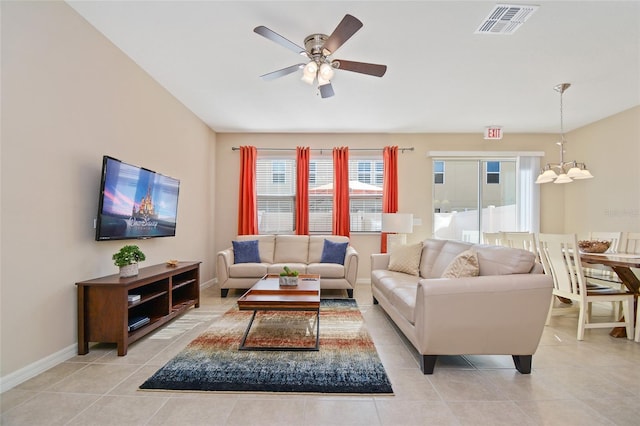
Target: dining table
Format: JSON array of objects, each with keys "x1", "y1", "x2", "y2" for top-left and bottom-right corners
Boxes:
[{"x1": 580, "y1": 252, "x2": 640, "y2": 337}]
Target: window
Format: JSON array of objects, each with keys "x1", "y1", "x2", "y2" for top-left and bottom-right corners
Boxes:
[
  {"x1": 308, "y1": 159, "x2": 333, "y2": 233},
  {"x1": 272, "y1": 161, "x2": 286, "y2": 183},
  {"x1": 309, "y1": 162, "x2": 317, "y2": 185},
  {"x1": 256, "y1": 158, "x2": 295, "y2": 234},
  {"x1": 486, "y1": 161, "x2": 500, "y2": 184},
  {"x1": 434, "y1": 161, "x2": 445, "y2": 184},
  {"x1": 308, "y1": 158, "x2": 383, "y2": 233},
  {"x1": 431, "y1": 155, "x2": 539, "y2": 243},
  {"x1": 256, "y1": 155, "x2": 384, "y2": 235},
  {"x1": 350, "y1": 160, "x2": 383, "y2": 232}
]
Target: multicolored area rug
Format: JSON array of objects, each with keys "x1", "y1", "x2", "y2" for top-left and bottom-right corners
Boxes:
[{"x1": 140, "y1": 299, "x2": 393, "y2": 394}]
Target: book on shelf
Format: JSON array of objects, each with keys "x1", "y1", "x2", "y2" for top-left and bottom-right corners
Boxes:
[
  {"x1": 128, "y1": 294, "x2": 141, "y2": 303},
  {"x1": 127, "y1": 316, "x2": 150, "y2": 331}
]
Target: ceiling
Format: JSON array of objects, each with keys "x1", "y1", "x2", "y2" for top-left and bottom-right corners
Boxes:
[{"x1": 66, "y1": 1, "x2": 640, "y2": 134}]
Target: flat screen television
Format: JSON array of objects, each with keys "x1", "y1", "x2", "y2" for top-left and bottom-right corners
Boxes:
[{"x1": 95, "y1": 156, "x2": 180, "y2": 241}]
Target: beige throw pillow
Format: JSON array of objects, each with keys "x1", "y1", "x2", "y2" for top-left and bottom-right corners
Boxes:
[
  {"x1": 441, "y1": 249, "x2": 480, "y2": 278},
  {"x1": 388, "y1": 243, "x2": 423, "y2": 276}
]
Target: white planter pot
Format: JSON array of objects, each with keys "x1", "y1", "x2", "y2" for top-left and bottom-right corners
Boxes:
[
  {"x1": 119, "y1": 263, "x2": 138, "y2": 278},
  {"x1": 279, "y1": 276, "x2": 298, "y2": 286}
]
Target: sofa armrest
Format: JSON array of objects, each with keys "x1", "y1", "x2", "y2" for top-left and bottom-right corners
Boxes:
[
  {"x1": 216, "y1": 248, "x2": 233, "y2": 285},
  {"x1": 414, "y1": 274, "x2": 553, "y2": 354},
  {"x1": 370, "y1": 253, "x2": 391, "y2": 271},
  {"x1": 344, "y1": 246, "x2": 359, "y2": 287}
]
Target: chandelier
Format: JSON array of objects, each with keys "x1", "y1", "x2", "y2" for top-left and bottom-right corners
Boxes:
[{"x1": 535, "y1": 83, "x2": 594, "y2": 184}]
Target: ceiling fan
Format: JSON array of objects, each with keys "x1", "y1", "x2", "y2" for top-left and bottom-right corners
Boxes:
[{"x1": 254, "y1": 14, "x2": 387, "y2": 98}]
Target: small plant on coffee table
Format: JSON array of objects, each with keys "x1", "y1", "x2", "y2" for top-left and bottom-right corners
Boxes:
[{"x1": 279, "y1": 266, "x2": 299, "y2": 286}]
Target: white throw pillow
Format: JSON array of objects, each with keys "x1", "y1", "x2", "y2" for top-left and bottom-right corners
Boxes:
[
  {"x1": 388, "y1": 243, "x2": 423, "y2": 276},
  {"x1": 441, "y1": 249, "x2": 480, "y2": 278}
]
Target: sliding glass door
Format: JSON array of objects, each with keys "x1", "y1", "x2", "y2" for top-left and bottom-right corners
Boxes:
[{"x1": 432, "y1": 158, "x2": 518, "y2": 243}]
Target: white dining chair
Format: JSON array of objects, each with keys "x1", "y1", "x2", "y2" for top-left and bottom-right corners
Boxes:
[
  {"x1": 502, "y1": 232, "x2": 539, "y2": 261},
  {"x1": 482, "y1": 232, "x2": 503, "y2": 245},
  {"x1": 538, "y1": 233, "x2": 634, "y2": 341},
  {"x1": 620, "y1": 232, "x2": 640, "y2": 255}
]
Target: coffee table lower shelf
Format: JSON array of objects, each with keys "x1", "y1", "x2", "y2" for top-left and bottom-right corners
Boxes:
[{"x1": 238, "y1": 308, "x2": 320, "y2": 351}]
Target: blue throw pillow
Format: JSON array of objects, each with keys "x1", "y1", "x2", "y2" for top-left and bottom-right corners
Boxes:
[
  {"x1": 320, "y1": 239, "x2": 348, "y2": 265},
  {"x1": 232, "y1": 240, "x2": 261, "y2": 264}
]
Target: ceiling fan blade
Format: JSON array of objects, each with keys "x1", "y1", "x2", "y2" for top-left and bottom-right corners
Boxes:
[
  {"x1": 319, "y1": 83, "x2": 335, "y2": 98},
  {"x1": 332, "y1": 59, "x2": 387, "y2": 77},
  {"x1": 260, "y1": 64, "x2": 305, "y2": 81},
  {"x1": 322, "y1": 14, "x2": 363, "y2": 55},
  {"x1": 254, "y1": 26, "x2": 305, "y2": 55}
]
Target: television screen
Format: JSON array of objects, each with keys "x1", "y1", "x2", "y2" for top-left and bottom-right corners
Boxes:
[{"x1": 95, "y1": 156, "x2": 180, "y2": 241}]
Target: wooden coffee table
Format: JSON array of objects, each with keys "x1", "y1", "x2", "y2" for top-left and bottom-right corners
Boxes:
[{"x1": 237, "y1": 274, "x2": 320, "y2": 351}]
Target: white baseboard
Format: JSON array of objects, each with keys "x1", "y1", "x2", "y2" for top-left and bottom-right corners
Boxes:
[
  {"x1": 0, "y1": 343, "x2": 77, "y2": 394},
  {"x1": 200, "y1": 277, "x2": 216, "y2": 289},
  {"x1": 356, "y1": 278, "x2": 371, "y2": 285}
]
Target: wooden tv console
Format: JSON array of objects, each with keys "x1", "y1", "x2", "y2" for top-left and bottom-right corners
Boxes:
[{"x1": 76, "y1": 261, "x2": 200, "y2": 356}]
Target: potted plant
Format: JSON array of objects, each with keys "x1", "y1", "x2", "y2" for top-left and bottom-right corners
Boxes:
[
  {"x1": 279, "y1": 265, "x2": 299, "y2": 286},
  {"x1": 113, "y1": 245, "x2": 146, "y2": 277}
]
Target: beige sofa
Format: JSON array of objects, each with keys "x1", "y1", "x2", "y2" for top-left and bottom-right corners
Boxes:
[
  {"x1": 217, "y1": 235, "x2": 359, "y2": 297},
  {"x1": 371, "y1": 239, "x2": 553, "y2": 374}
]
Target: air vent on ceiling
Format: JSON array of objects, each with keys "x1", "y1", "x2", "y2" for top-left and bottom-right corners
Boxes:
[{"x1": 475, "y1": 4, "x2": 539, "y2": 35}]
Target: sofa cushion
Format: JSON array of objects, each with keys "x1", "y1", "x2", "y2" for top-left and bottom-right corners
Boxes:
[
  {"x1": 430, "y1": 240, "x2": 474, "y2": 278},
  {"x1": 308, "y1": 236, "x2": 349, "y2": 263},
  {"x1": 441, "y1": 249, "x2": 480, "y2": 278},
  {"x1": 388, "y1": 243, "x2": 423, "y2": 276},
  {"x1": 232, "y1": 239, "x2": 261, "y2": 264},
  {"x1": 236, "y1": 235, "x2": 275, "y2": 263},
  {"x1": 372, "y1": 270, "x2": 421, "y2": 300},
  {"x1": 320, "y1": 239, "x2": 348, "y2": 264},
  {"x1": 229, "y1": 263, "x2": 268, "y2": 278},
  {"x1": 307, "y1": 263, "x2": 345, "y2": 278},
  {"x1": 475, "y1": 244, "x2": 536, "y2": 275},
  {"x1": 274, "y1": 235, "x2": 309, "y2": 264},
  {"x1": 388, "y1": 286, "x2": 418, "y2": 325},
  {"x1": 419, "y1": 239, "x2": 447, "y2": 278},
  {"x1": 268, "y1": 263, "x2": 308, "y2": 275}
]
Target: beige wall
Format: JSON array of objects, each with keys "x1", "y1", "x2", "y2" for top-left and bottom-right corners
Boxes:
[
  {"x1": 1, "y1": 2, "x2": 216, "y2": 379},
  {"x1": 562, "y1": 107, "x2": 640, "y2": 236}
]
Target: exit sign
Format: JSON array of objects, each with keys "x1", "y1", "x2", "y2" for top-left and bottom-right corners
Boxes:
[{"x1": 484, "y1": 126, "x2": 503, "y2": 140}]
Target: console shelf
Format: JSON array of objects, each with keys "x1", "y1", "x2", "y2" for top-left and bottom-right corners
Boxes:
[{"x1": 76, "y1": 261, "x2": 200, "y2": 356}]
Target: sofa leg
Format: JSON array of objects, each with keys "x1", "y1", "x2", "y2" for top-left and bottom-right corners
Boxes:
[
  {"x1": 420, "y1": 355, "x2": 437, "y2": 374},
  {"x1": 373, "y1": 296, "x2": 378, "y2": 305},
  {"x1": 347, "y1": 289, "x2": 354, "y2": 298},
  {"x1": 221, "y1": 288, "x2": 229, "y2": 298},
  {"x1": 512, "y1": 355, "x2": 532, "y2": 374}
]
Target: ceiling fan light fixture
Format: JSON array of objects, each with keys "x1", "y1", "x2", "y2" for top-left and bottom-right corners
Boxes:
[
  {"x1": 319, "y1": 62, "x2": 334, "y2": 80},
  {"x1": 301, "y1": 61, "x2": 317, "y2": 84},
  {"x1": 317, "y1": 74, "x2": 330, "y2": 85}
]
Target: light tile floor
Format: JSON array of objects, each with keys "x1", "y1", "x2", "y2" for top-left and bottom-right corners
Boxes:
[{"x1": 2, "y1": 282, "x2": 640, "y2": 425}]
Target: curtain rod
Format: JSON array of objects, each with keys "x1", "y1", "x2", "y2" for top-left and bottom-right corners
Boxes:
[{"x1": 231, "y1": 147, "x2": 414, "y2": 153}]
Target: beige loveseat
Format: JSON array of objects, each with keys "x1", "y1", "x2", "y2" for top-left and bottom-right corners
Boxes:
[
  {"x1": 217, "y1": 235, "x2": 359, "y2": 297},
  {"x1": 371, "y1": 238, "x2": 552, "y2": 374}
]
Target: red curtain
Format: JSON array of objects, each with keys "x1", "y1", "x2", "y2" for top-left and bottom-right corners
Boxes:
[
  {"x1": 332, "y1": 147, "x2": 350, "y2": 237},
  {"x1": 237, "y1": 146, "x2": 258, "y2": 235},
  {"x1": 295, "y1": 146, "x2": 310, "y2": 235},
  {"x1": 381, "y1": 146, "x2": 399, "y2": 252}
]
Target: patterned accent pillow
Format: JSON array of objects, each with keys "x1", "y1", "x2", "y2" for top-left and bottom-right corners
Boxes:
[
  {"x1": 388, "y1": 243, "x2": 423, "y2": 276},
  {"x1": 232, "y1": 240, "x2": 261, "y2": 264},
  {"x1": 441, "y1": 249, "x2": 480, "y2": 278}
]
